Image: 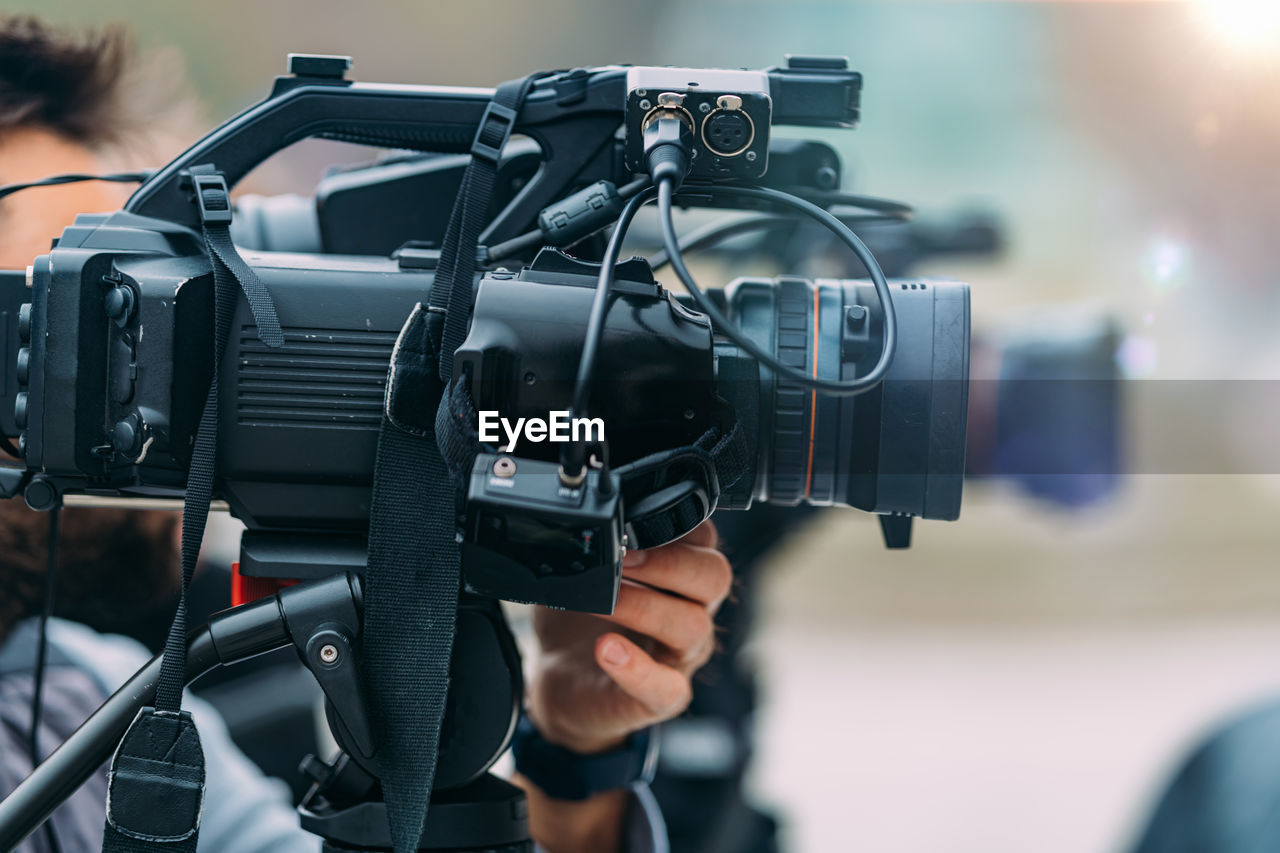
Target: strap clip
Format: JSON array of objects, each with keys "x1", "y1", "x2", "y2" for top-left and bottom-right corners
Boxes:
[
  {"x1": 470, "y1": 101, "x2": 519, "y2": 164},
  {"x1": 191, "y1": 173, "x2": 233, "y2": 226}
]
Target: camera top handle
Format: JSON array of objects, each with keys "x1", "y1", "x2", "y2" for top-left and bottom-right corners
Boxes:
[{"x1": 124, "y1": 55, "x2": 861, "y2": 242}]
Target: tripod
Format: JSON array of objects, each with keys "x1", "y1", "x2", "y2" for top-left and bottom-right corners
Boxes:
[
  {"x1": 299, "y1": 754, "x2": 530, "y2": 853},
  {"x1": 0, "y1": 563, "x2": 530, "y2": 852}
]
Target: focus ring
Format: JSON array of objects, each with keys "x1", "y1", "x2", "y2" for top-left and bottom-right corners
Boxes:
[{"x1": 768, "y1": 277, "x2": 813, "y2": 504}]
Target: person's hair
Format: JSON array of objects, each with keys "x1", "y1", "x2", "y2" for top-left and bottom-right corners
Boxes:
[
  {"x1": 0, "y1": 14, "x2": 198, "y2": 160},
  {"x1": 0, "y1": 15, "x2": 193, "y2": 644},
  {"x1": 0, "y1": 501, "x2": 180, "y2": 646}
]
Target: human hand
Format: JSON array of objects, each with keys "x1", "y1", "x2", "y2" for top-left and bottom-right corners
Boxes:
[{"x1": 525, "y1": 519, "x2": 731, "y2": 754}]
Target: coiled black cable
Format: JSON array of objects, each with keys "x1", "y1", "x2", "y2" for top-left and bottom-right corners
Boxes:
[
  {"x1": 647, "y1": 208, "x2": 903, "y2": 272},
  {"x1": 654, "y1": 178, "x2": 897, "y2": 397}
]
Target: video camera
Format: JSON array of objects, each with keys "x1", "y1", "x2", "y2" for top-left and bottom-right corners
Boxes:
[
  {"x1": 0, "y1": 55, "x2": 968, "y2": 602},
  {"x1": 0, "y1": 54, "x2": 970, "y2": 851}
]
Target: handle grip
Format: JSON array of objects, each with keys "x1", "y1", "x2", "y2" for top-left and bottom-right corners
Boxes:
[
  {"x1": 124, "y1": 59, "x2": 862, "y2": 241},
  {"x1": 126, "y1": 69, "x2": 630, "y2": 239}
]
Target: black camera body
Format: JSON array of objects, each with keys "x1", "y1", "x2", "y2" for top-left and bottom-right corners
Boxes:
[
  {"x1": 456, "y1": 253, "x2": 718, "y2": 467},
  {"x1": 2, "y1": 56, "x2": 969, "y2": 617},
  {"x1": 15, "y1": 215, "x2": 433, "y2": 530},
  {"x1": 0, "y1": 56, "x2": 973, "y2": 853}
]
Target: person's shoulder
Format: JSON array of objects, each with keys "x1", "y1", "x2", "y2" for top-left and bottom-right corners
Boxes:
[{"x1": 43, "y1": 618, "x2": 154, "y2": 694}]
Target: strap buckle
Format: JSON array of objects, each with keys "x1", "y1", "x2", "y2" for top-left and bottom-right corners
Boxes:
[
  {"x1": 191, "y1": 173, "x2": 233, "y2": 226},
  {"x1": 470, "y1": 101, "x2": 519, "y2": 165}
]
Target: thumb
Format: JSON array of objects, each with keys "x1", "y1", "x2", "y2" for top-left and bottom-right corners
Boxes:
[{"x1": 595, "y1": 633, "x2": 693, "y2": 721}]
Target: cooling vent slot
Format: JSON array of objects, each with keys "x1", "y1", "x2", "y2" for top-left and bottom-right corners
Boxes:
[{"x1": 236, "y1": 326, "x2": 396, "y2": 428}]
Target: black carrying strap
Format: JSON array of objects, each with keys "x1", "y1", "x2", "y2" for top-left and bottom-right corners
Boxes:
[
  {"x1": 156, "y1": 170, "x2": 283, "y2": 715},
  {"x1": 101, "y1": 710, "x2": 205, "y2": 852},
  {"x1": 431, "y1": 72, "x2": 546, "y2": 383},
  {"x1": 362, "y1": 306, "x2": 459, "y2": 853},
  {"x1": 103, "y1": 172, "x2": 282, "y2": 852},
  {"x1": 436, "y1": 374, "x2": 485, "y2": 482},
  {"x1": 615, "y1": 413, "x2": 750, "y2": 548},
  {"x1": 193, "y1": 173, "x2": 284, "y2": 348},
  {"x1": 359, "y1": 78, "x2": 543, "y2": 850}
]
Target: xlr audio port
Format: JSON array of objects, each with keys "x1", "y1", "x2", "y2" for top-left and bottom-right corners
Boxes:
[{"x1": 702, "y1": 109, "x2": 755, "y2": 157}]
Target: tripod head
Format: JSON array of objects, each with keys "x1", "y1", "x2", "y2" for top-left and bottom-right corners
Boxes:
[{"x1": 0, "y1": 570, "x2": 529, "y2": 852}]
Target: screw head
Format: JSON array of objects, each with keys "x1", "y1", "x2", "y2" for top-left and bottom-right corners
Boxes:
[
  {"x1": 745, "y1": 150, "x2": 758, "y2": 162},
  {"x1": 638, "y1": 99, "x2": 651, "y2": 111},
  {"x1": 698, "y1": 101, "x2": 711, "y2": 113},
  {"x1": 319, "y1": 644, "x2": 339, "y2": 664}
]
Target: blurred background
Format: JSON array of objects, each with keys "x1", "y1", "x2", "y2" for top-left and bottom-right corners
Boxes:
[{"x1": 4, "y1": 0, "x2": 1279, "y2": 850}]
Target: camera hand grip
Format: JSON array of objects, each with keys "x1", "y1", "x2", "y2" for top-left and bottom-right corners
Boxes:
[
  {"x1": 127, "y1": 81, "x2": 495, "y2": 228},
  {"x1": 126, "y1": 67, "x2": 630, "y2": 239}
]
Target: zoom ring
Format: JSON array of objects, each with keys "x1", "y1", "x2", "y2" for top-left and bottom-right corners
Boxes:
[{"x1": 768, "y1": 278, "x2": 813, "y2": 504}]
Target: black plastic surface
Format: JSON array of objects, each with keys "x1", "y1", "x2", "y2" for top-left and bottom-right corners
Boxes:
[
  {"x1": 454, "y1": 259, "x2": 716, "y2": 468},
  {"x1": 464, "y1": 453, "x2": 623, "y2": 613},
  {"x1": 721, "y1": 276, "x2": 970, "y2": 521},
  {"x1": 300, "y1": 773, "x2": 530, "y2": 851}
]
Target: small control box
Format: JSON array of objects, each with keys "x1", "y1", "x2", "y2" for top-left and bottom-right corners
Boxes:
[
  {"x1": 624, "y1": 66, "x2": 772, "y2": 182},
  {"x1": 463, "y1": 453, "x2": 624, "y2": 614}
]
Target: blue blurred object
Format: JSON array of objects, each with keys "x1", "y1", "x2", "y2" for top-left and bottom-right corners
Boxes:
[
  {"x1": 988, "y1": 316, "x2": 1124, "y2": 507},
  {"x1": 770, "y1": 209, "x2": 1126, "y2": 510}
]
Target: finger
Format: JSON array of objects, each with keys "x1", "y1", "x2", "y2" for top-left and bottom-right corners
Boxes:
[
  {"x1": 605, "y1": 580, "x2": 714, "y2": 666},
  {"x1": 531, "y1": 605, "x2": 608, "y2": 649},
  {"x1": 681, "y1": 519, "x2": 719, "y2": 549},
  {"x1": 595, "y1": 633, "x2": 692, "y2": 719},
  {"x1": 622, "y1": 543, "x2": 732, "y2": 609},
  {"x1": 621, "y1": 518, "x2": 717, "y2": 567}
]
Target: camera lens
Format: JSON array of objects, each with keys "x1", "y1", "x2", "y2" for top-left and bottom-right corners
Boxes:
[{"x1": 719, "y1": 276, "x2": 970, "y2": 521}]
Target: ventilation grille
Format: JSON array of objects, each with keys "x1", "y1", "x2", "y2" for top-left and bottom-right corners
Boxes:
[{"x1": 236, "y1": 326, "x2": 395, "y2": 428}]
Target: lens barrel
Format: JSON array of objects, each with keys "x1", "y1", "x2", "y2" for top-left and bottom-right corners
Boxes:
[{"x1": 720, "y1": 276, "x2": 970, "y2": 521}]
